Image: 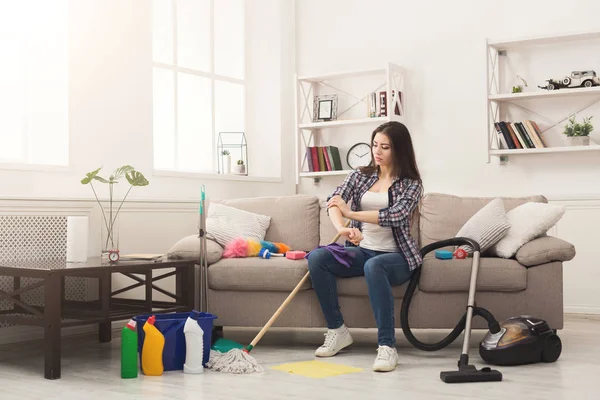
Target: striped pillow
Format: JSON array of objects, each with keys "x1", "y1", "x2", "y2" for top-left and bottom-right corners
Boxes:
[
  {"x1": 206, "y1": 203, "x2": 272, "y2": 247},
  {"x1": 455, "y1": 198, "x2": 511, "y2": 254}
]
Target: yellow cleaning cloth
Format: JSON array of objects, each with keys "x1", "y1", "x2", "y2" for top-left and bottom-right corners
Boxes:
[{"x1": 271, "y1": 360, "x2": 363, "y2": 379}]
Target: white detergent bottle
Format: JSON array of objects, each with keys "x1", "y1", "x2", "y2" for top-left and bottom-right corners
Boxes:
[{"x1": 183, "y1": 316, "x2": 204, "y2": 374}]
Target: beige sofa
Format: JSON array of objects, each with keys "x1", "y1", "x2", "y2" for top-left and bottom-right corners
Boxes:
[{"x1": 204, "y1": 193, "x2": 575, "y2": 335}]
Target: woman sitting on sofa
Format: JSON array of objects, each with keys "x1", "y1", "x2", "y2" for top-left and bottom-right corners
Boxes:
[{"x1": 307, "y1": 121, "x2": 424, "y2": 372}]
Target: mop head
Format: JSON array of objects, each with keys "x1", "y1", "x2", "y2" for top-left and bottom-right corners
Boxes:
[{"x1": 207, "y1": 349, "x2": 264, "y2": 374}]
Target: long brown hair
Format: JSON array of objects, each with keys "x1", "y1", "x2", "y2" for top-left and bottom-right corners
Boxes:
[{"x1": 359, "y1": 121, "x2": 421, "y2": 182}]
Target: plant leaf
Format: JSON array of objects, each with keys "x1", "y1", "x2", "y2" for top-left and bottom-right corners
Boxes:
[
  {"x1": 94, "y1": 176, "x2": 109, "y2": 183},
  {"x1": 81, "y1": 167, "x2": 102, "y2": 184},
  {"x1": 126, "y1": 171, "x2": 149, "y2": 186},
  {"x1": 113, "y1": 165, "x2": 135, "y2": 180}
]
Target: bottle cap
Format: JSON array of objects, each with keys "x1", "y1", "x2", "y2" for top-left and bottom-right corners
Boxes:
[
  {"x1": 126, "y1": 319, "x2": 137, "y2": 331},
  {"x1": 147, "y1": 315, "x2": 156, "y2": 325}
]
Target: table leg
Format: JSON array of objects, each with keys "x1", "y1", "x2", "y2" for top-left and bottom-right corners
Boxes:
[
  {"x1": 99, "y1": 273, "x2": 112, "y2": 343},
  {"x1": 187, "y1": 265, "x2": 196, "y2": 311},
  {"x1": 13, "y1": 276, "x2": 22, "y2": 314},
  {"x1": 145, "y1": 271, "x2": 152, "y2": 312},
  {"x1": 44, "y1": 273, "x2": 61, "y2": 380}
]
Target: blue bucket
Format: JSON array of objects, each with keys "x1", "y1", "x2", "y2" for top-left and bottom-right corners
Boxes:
[{"x1": 133, "y1": 310, "x2": 217, "y2": 371}]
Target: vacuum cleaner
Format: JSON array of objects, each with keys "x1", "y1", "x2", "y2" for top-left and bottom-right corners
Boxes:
[{"x1": 400, "y1": 237, "x2": 562, "y2": 383}]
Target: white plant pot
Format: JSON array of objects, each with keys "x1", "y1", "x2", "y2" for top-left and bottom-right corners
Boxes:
[
  {"x1": 567, "y1": 136, "x2": 590, "y2": 146},
  {"x1": 234, "y1": 164, "x2": 246, "y2": 175},
  {"x1": 225, "y1": 155, "x2": 231, "y2": 174}
]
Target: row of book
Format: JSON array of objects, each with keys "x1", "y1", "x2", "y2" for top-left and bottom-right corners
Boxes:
[
  {"x1": 494, "y1": 120, "x2": 546, "y2": 149},
  {"x1": 305, "y1": 146, "x2": 343, "y2": 172},
  {"x1": 369, "y1": 91, "x2": 402, "y2": 118}
]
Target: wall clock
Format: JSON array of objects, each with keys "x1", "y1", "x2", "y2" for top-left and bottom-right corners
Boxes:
[{"x1": 346, "y1": 142, "x2": 372, "y2": 170}]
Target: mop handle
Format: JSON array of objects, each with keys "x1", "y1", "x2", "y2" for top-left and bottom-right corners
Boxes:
[{"x1": 246, "y1": 219, "x2": 351, "y2": 352}]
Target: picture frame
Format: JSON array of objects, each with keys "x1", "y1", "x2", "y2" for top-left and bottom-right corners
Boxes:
[{"x1": 313, "y1": 94, "x2": 338, "y2": 122}]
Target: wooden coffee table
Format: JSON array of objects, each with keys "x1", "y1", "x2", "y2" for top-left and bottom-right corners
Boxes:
[{"x1": 0, "y1": 257, "x2": 197, "y2": 379}]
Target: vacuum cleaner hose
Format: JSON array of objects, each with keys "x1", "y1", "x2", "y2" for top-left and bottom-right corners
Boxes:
[{"x1": 400, "y1": 237, "x2": 496, "y2": 351}]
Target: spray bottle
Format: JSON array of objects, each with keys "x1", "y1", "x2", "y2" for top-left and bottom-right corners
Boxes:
[
  {"x1": 121, "y1": 319, "x2": 138, "y2": 378},
  {"x1": 183, "y1": 314, "x2": 204, "y2": 374},
  {"x1": 141, "y1": 315, "x2": 165, "y2": 376}
]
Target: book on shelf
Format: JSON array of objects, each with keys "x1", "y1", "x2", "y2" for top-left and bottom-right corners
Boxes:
[
  {"x1": 366, "y1": 91, "x2": 403, "y2": 118},
  {"x1": 305, "y1": 146, "x2": 343, "y2": 172},
  {"x1": 494, "y1": 120, "x2": 546, "y2": 150}
]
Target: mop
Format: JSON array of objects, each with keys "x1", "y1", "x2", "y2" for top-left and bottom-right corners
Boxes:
[
  {"x1": 198, "y1": 185, "x2": 209, "y2": 313},
  {"x1": 206, "y1": 221, "x2": 350, "y2": 374}
]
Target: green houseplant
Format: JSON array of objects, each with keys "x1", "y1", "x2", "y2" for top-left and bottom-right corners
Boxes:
[
  {"x1": 234, "y1": 159, "x2": 246, "y2": 175},
  {"x1": 563, "y1": 115, "x2": 593, "y2": 146},
  {"x1": 81, "y1": 165, "x2": 149, "y2": 257}
]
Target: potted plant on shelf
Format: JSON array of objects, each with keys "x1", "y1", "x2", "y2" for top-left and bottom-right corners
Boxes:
[
  {"x1": 562, "y1": 115, "x2": 593, "y2": 146},
  {"x1": 81, "y1": 165, "x2": 149, "y2": 262},
  {"x1": 221, "y1": 150, "x2": 231, "y2": 174},
  {"x1": 234, "y1": 159, "x2": 246, "y2": 175}
]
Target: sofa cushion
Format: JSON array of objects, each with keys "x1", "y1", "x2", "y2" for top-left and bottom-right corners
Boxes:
[
  {"x1": 206, "y1": 202, "x2": 271, "y2": 247},
  {"x1": 167, "y1": 235, "x2": 223, "y2": 264},
  {"x1": 515, "y1": 236, "x2": 576, "y2": 267},
  {"x1": 488, "y1": 202, "x2": 566, "y2": 258},
  {"x1": 419, "y1": 193, "x2": 547, "y2": 249},
  {"x1": 418, "y1": 257, "x2": 527, "y2": 292},
  {"x1": 455, "y1": 197, "x2": 511, "y2": 254},
  {"x1": 211, "y1": 195, "x2": 320, "y2": 252},
  {"x1": 336, "y1": 276, "x2": 410, "y2": 297},
  {"x1": 208, "y1": 257, "x2": 311, "y2": 292}
]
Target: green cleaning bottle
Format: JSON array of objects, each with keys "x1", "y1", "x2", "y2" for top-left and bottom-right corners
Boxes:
[{"x1": 121, "y1": 319, "x2": 138, "y2": 379}]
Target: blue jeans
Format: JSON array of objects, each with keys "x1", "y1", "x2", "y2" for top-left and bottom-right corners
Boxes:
[{"x1": 307, "y1": 246, "x2": 413, "y2": 347}]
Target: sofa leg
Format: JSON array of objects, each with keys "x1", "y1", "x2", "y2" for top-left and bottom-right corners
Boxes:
[{"x1": 212, "y1": 325, "x2": 224, "y2": 345}]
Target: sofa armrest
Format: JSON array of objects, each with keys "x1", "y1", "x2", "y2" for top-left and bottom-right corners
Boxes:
[{"x1": 515, "y1": 236, "x2": 575, "y2": 267}]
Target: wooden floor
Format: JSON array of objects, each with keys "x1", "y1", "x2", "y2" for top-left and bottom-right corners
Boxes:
[{"x1": 0, "y1": 314, "x2": 598, "y2": 399}]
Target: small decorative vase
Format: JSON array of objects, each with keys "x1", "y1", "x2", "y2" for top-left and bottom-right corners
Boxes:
[
  {"x1": 234, "y1": 164, "x2": 246, "y2": 175},
  {"x1": 225, "y1": 155, "x2": 231, "y2": 174},
  {"x1": 101, "y1": 210, "x2": 119, "y2": 261}
]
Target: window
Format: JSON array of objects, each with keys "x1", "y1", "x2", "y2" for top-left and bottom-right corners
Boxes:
[
  {"x1": 0, "y1": 0, "x2": 69, "y2": 167},
  {"x1": 152, "y1": 0, "x2": 245, "y2": 173}
]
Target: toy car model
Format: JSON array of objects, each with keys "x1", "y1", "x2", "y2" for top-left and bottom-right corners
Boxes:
[{"x1": 538, "y1": 70, "x2": 600, "y2": 90}]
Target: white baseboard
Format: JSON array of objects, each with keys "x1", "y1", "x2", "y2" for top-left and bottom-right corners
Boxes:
[{"x1": 564, "y1": 306, "x2": 600, "y2": 315}]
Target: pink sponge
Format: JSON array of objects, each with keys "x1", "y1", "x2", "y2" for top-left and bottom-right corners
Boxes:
[
  {"x1": 286, "y1": 250, "x2": 306, "y2": 260},
  {"x1": 223, "y1": 238, "x2": 248, "y2": 258}
]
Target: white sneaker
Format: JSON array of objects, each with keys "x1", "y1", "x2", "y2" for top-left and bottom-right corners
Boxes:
[
  {"x1": 315, "y1": 325, "x2": 353, "y2": 357},
  {"x1": 373, "y1": 345, "x2": 398, "y2": 372}
]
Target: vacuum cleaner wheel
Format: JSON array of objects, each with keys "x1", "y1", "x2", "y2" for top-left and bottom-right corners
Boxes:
[{"x1": 541, "y1": 334, "x2": 562, "y2": 363}]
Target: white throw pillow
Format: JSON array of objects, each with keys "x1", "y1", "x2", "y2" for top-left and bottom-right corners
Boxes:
[
  {"x1": 488, "y1": 202, "x2": 566, "y2": 258},
  {"x1": 206, "y1": 203, "x2": 271, "y2": 247},
  {"x1": 455, "y1": 198, "x2": 511, "y2": 254}
]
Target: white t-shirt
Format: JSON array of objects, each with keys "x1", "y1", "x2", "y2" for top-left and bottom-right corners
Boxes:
[{"x1": 359, "y1": 191, "x2": 399, "y2": 252}]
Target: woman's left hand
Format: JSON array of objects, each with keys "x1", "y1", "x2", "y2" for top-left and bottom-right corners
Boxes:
[{"x1": 327, "y1": 195, "x2": 350, "y2": 216}]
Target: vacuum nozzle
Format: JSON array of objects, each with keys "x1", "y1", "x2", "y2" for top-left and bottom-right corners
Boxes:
[{"x1": 440, "y1": 364, "x2": 502, "y2": 383}]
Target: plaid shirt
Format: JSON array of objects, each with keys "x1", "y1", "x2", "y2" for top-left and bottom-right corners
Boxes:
[{"x1": 327, "y1": 170, "x2": 424, "y2": 271}]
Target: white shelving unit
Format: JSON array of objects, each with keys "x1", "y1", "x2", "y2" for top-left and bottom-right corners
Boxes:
[
  {"x1": 486, "y1": 30, "x2": 600, "y2": 163},
  {"x1": 295, "y1": 63, "x2": 406, "y2": 183}
]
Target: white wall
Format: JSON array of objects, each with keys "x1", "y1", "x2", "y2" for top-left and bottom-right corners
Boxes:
[
  {"x1": 0, "y1": 0, "x2": 296, "y2": 203},
  {"x1": 295, "y1": 0, "x2": 600, "y2": 313}
]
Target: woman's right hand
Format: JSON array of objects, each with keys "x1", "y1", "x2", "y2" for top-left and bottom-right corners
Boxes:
[{"x1": 338, "y1": 227, "x2": 363, "y2": 246}]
